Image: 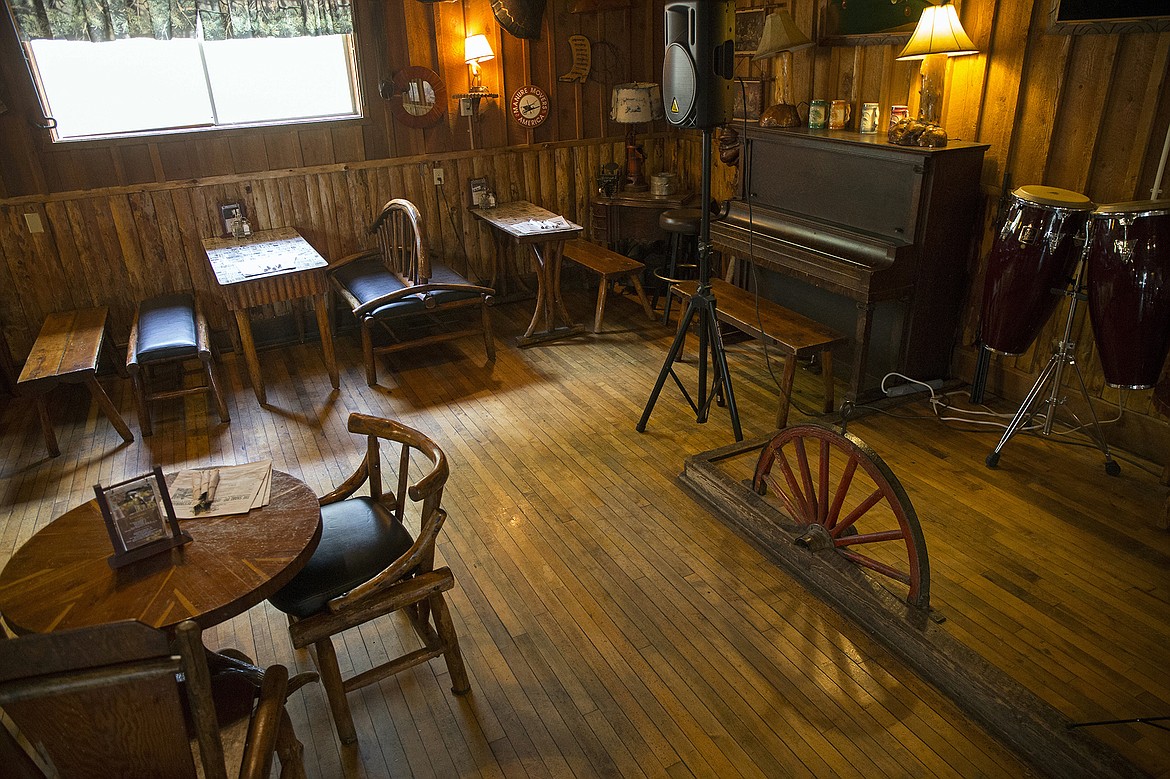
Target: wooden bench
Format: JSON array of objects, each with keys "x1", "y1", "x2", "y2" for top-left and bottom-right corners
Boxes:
[
  {"x1": 562, "y1": 239, "x2": 655, "y2": 333},
  {"x1": 17, "y1": 307, "x2": 134, "y2": 456},
  {"x1": 669, "y1": 278, "x2": 846, "y2": 429}
]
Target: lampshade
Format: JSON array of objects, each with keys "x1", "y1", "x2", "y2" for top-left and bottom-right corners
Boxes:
[
  {"x1": 610, "y1": 82, "x2": 664, "y2": 124},
  {"x1": 752, "y1": 11, "x2": 813, "y2": 60},
  {"x1": 464, "y1": 34, "x2": 495, "y2": 65},
  {"x1": 896, "y1": 3, "x2": 977, "y2": 60}
]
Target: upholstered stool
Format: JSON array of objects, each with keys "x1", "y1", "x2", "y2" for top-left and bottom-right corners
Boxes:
[
  {"x1": 655, "y1": 208, "x2": 702, "y2": 322},
  {"x1": 127, "y1": 293, "x2": 229, "y2": 436}
]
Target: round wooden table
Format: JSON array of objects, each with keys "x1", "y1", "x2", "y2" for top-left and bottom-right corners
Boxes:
[{"x1": 0, "y1": 470, "x2": 321, "y2": 634}]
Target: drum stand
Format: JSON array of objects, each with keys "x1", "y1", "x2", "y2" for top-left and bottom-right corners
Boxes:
[{"x1": 985, "y1": 258, "x2": 1121, "y2": 475}]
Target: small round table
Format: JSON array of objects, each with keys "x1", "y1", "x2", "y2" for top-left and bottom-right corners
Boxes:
[{"x1": 0, "y1": 470, "x2": 321, "y2": 634}]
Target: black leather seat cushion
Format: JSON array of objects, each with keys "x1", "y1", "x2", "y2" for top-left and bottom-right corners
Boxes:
[
  {"x1": 334, "y1": 257, "x2": 482, "y2": 320},
  {"x1": 659, "y1": 208, "x2": 703, "y2": 235},
  {"x1": 137, "y1": 293, "x2": 198, "y2": 362},
  {"x1": 268, "y1": 497, "x2": 414, "y2": 620}
]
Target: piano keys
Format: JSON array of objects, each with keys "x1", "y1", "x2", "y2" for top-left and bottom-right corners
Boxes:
[{"x1": 710, "y1": 126, "x2": 988, "y2": 401}]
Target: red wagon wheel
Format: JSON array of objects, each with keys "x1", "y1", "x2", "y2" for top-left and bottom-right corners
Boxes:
[{"x1": 752, "y1": 424, "x2": 931, "y2": 609}]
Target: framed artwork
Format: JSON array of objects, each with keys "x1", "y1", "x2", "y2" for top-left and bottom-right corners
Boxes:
[
  {"x1": 1048, "y1": 0, "x2": 1170, "y2": 33},
  {"x1": 820, "y1": 0, "x2": 931, "y2": 46},
  {"x1": 94, "y1": 467, "x2": 190, "y2": 568},
  {"x1": 468, "y1": 177, "x2": 489, "y2": 209},
  {"x1": 733, "y1": 79, "x2": 765, "y2": 121},
  {"x1": 734, "y1": 8, "x2": 769, "y2": 54}
]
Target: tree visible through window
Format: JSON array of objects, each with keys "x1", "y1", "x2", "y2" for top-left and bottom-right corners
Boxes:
[{"x1": 8, "y1": 0, "x2": 359, "y2": 140}]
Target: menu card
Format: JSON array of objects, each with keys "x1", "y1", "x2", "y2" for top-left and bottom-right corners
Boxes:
[{"x1": 170, "y1": 460, "x2": 273, "y2": 519}]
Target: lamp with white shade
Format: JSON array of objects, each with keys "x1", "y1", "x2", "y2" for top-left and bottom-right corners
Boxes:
[
  {"x1": 752, "y1": 10, "x2": 814, "y2": 128},
  {"x1": 895, "y1": 2, "x2": 977, "y2": 125},
  {"x1": 611, "y1": 82, "x2": 664, "y2": 191}
]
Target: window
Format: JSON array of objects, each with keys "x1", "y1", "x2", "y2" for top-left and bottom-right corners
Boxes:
[{"x1": 10, "y1": 0, "x2": 358, "y2": 141}]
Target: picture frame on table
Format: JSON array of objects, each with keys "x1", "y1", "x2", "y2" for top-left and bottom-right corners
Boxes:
[
  {"x1": 732, "y1": 79, "x2": 765, "y2": 121},
  {"x1": 94, "y1": 466, "x2": 190, "y2": 569},
  {"x1": 468, "y1": 177, "x2": 489, "y2": 209}
]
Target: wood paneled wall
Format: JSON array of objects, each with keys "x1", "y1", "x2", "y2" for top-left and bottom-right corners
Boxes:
[{"x1": 1, "y1": 0, "x2": 1169, "y2": 460}]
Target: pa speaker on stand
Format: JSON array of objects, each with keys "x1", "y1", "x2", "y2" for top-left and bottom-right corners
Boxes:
[{"x1": 638, "y1": 0, "x2": 743, "y2": 440}]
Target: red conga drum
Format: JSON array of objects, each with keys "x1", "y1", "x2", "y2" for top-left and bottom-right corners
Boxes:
[
  {"x1": 1087, "y1": 199, "x2": 1170, "y2": 389},
  {"x1": 980, "y1": 185, "x2": 1094, "y2": 354}
]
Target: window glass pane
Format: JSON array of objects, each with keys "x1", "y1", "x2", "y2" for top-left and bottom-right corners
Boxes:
[
  {"x1": 203, "y1": 35, "x2": 357, "y2": 125},
  {"x1": 30, "y1": 38, "x2": 213, "y2": 139}
]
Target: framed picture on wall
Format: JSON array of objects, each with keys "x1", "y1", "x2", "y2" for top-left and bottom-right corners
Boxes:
[
  {"x1": 819, "y1": 0, "x2": 931, "y2": 46},
  {"x1": 734, "y1": 8, "x2": 769, "y2": 54},
  {"x1": 1049, "y1": 0, "x2": 1170, "y2": 33},
  {"x1": 732, "y1": 79, "x2": 765, "y2": 121}
]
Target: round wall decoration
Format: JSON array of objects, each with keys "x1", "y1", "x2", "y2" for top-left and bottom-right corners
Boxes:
[{"x1": 510, "y1": 85, "x2": 550, "y2": 128}]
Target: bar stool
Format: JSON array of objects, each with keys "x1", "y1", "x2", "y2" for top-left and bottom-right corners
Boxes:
[
  {"x1": 127, "y1": 293, "x2": 229, "y2": 436},
  {"x1": 654, "y1": 208, "x2": 702, "y2": 323}
]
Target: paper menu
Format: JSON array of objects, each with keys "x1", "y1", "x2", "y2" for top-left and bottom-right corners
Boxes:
[{"x1": 171, "y1": 460, "x2": 274, "y2": 519}]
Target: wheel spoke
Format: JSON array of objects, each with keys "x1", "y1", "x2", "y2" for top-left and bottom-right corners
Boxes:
[
  {"x1": 794, "y1": 438, "x2": 816, "y2": 521},
  {"x1": 774, "y1": 448, "x2": 812, "y2": 521},
  {"x1": 836, "y1": 529, "x2": 907, "y2": 546},
  {"x1": 833, "y1": 487, "x2": 885, "y2": 536},
  {"x1": 825, "y1": 455, "x2": 858, "y2": 531},
  {"x1": 817, "y1": 438, "x2": 830, "y2": 527},
  {"x1": 839, "y1": 550, "x2": 912, "y2": 585}
]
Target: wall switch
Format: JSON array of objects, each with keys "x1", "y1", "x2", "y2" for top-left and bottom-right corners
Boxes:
[
  {"x1": 23, "y1": 212, "x2": 44, "y2": 234},
  {"x1": 433, "y1": 168, "x2": 445, "y2": 186}
]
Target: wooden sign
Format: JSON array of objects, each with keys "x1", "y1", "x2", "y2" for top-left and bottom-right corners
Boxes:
[{"x1": 94, "y1": 467, "x2": 190, "y2": 569}]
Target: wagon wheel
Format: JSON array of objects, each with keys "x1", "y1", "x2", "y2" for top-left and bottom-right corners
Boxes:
[{"x1": 752, "y1": 424, "x2": 931, "y2": 609}]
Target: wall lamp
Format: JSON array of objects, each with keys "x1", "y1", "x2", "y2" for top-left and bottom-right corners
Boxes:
[{"x1": 454, "y1": 34, "x2": 499, "y2": 117}]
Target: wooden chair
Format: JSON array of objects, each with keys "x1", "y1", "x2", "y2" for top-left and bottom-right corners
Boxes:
[
  {"x1": 268, "y1": 412, "x2": 470, "y2": 744},
  {"x1": 126, "y1": 292, "x2": 229, "y2": 436},
  {"x1": 0, "y1": 620, "x2": 307, "y2": 779},
  {"x1": 329, "y1": 198, "x2": 495, "y2": 386}
]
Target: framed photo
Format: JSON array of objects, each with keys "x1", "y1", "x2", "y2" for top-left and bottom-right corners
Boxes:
[
  {"x1": 733, "y1": 79, "x2": 765, "y2": 121},
  {"x1": 1048, "y1": 0, "x2": 1170, "y2": 34},
  {"x1": 468, "y1": 177, "x2": 489, "y2": 209},
  {"x1": 734, "y1": 8, "x2": 768, "y2": 54},
  {"x1": 94, "y1": 467, "x2": 190, "y2": 568},
  {"x1": 820, "y1": 0, "x2": 931, "y2": 46},
  {"x1": 219, "y1": 202, "x2": 245, "y2": 237}
]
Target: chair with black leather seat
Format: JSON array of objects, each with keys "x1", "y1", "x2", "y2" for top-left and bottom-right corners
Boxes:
[
  {"x1": 655, "y1": 207, "x2": 702, "y2": 323},
  {"x1": 329, "y1": 198, "x2": 495, "y2": 387},
  {"x1": 0, "y1": 619, "x2": 308, "y2": 779},
  {"x1": 267, "y1": 412, "x2": 470, "y2": 745},
  {"x1": 127, "y1": 292, "x2": 229, "y2": 436}
]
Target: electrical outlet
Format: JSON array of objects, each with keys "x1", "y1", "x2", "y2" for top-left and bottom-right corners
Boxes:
[
  {"x1": 23, "y1": 213, "x2": 44, "y2": 234},
  {"x1": 433, "y1": 168, "x2": 445, "y2": 186}
]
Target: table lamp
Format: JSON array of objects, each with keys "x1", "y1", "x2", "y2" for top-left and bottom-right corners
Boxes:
[
  {"x1": 895, "y1": 2, "x2": 977, "y2": 124},
  {"x1": 752, "y1": 10, "x2": 814, "y2": 128},
  {"x1": 611, "y1": 82, "x2": 664, "y2": 192}
]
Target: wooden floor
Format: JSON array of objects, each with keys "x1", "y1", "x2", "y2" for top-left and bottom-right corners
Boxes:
[{"x1": 2, "y1": 286, "x2": 1167, "y2": 778}]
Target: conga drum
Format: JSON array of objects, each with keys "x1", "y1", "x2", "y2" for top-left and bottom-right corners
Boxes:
[
  {"x1": 980, "y1": 185, "x2": 1095, "y2": 354},
  {"x1": 1086, "y1": 199, "x2": 1170, "y2": 389}
]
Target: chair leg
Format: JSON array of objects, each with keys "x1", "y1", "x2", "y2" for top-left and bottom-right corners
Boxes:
[
  {"x1": 361, "y1": 320, "x2": 377, "y2": 387},
  {"x1": 129, "y1": 367, "x2": 153, "y2": 437},
  {"x1": 202, "y1": 355, "x2": 230, "y2": 424},
  {"x1": 312, "y1": 637, "x2": 358, "y2": 745},
  {"x1": 275, "y1": 709, "x2": 307, "y2": 779},
  {"x1": 429, "y1": 593, "x2": 470, "y2": 695},
  {"x1": 480, "y1": 298, "x2": 496, "y2": 361}
]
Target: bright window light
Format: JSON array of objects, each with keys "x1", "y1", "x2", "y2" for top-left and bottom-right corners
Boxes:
[{"x1": 27, "y1": 34, "x2": 358, "y2": 140}]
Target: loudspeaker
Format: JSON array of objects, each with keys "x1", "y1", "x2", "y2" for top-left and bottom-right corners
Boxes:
[{"x1": 662, "y1": 0, "x2": 735, "y2": 129}]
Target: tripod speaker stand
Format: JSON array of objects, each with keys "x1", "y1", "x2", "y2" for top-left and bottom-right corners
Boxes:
[
  {"x1": 637, "y1": 127, "x2": 743, "y2": 441},
  {"x1": 985, "y1": 256, "x2": 1120, "y2": 475}
]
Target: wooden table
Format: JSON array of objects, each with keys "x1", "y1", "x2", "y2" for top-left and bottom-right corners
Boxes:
[
  {"x1": 17, "y1": 307, "x2": 134, "y2": 456},
  {"x1": 471, "y1": 202, "x2": 585, "y2": 347},
  {"x1": 203, "y1": 228, "x2": 340, "y2": 404},
  {"x1": 0, "y1": 470, "x2": 320, "y2": 634},
  {"x1": 592, "y1": 189, "x2": 694, "y2": 250}
]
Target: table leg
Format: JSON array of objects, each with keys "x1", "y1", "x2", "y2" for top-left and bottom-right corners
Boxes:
[
  {"x1": 234, "y1": 309, "x2": 267, "y2": 405},
  {"x1": 85, "y1": 376, "x2": 134, "y2": 444},
  {"x1": 313, "y1": 294, "x2": 340, "y2": 390},
  {"x1": 517, "y1": 241, "x2": 585, "y2": 347},
  {"x1": 34, "y1": 395, "x2": 59, "y2": 457}
]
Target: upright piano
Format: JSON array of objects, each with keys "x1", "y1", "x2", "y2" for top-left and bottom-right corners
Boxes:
[{"x1": 710, "y1": 126, "x2": 988, "y2": 401}]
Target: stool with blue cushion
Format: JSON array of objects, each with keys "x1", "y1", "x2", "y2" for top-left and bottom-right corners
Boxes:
[
  {"x1": 267, "y1": 413, "x2": 469, "y2": 745},
  {"x1": 126, "y1": 293, "x2": 229, "y2": 436}
]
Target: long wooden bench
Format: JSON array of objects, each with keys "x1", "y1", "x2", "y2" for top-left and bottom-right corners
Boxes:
[
  {"x1": 17, "y1": 307, "x2": 134, "y2": 456},
  {"x1": 562, "y1": 239, "x2": 655, "y2": 333},
  {"x1": 669, "y1": 278, "x2": 846, "y2": 428}
]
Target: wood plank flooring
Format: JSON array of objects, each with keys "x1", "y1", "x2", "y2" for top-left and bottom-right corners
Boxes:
[{"x1": 1, "y1": 285, "x2": 1165, "y2": 777}]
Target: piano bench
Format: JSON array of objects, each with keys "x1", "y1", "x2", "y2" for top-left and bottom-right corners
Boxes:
[
  {"x1": 669, "y1": 278, "x2": 847, "y2": 429},
  {"x1": 563, "y1": 239, "x2": 656, "y2": 333}
]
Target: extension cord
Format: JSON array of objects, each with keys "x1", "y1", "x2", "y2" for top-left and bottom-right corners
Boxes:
[{"x1": 885, "y1": 379, "x2": 943, "y2": 397}]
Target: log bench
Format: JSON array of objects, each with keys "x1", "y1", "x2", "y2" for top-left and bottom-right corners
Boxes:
[
  {"x1": 17, "y1": 307, "x2": 134, "y2": 456},
  {"x1": 669, "y1": 278, "x2": 846, "y2": 429},
  {"x1": 562, "y1": 239, "x2": 655, "y2": 333}
]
